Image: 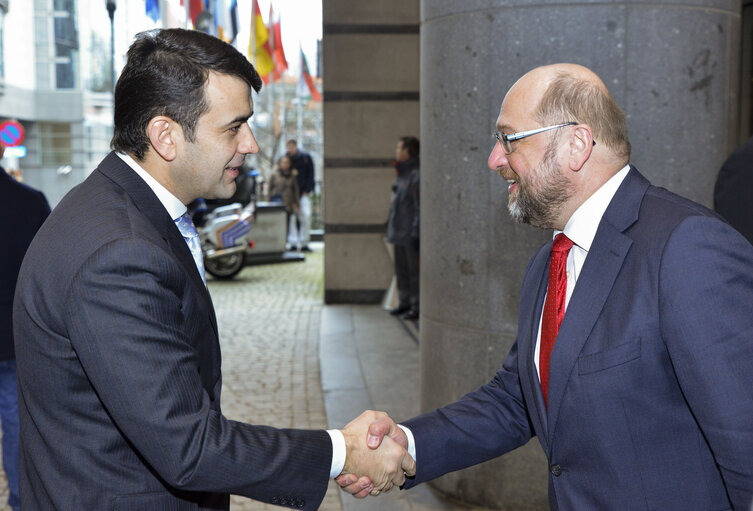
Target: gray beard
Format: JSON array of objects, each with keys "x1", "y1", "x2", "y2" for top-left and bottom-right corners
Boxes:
[{"x1": 508, "y1": 141, "x2": 573, "y2": 229}]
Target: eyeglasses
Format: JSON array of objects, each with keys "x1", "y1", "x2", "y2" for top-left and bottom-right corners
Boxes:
[{"x1": 494, "y1": 122, "x2": 578, "y2": 154}]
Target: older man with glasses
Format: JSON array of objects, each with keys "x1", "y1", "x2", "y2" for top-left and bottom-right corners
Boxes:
[{"x1": 337, "y1": 63, "x2": 753, "y2": 510}]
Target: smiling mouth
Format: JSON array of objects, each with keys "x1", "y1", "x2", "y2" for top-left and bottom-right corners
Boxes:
[{"x1": 494, "y1": 168, "x2": 518, "y2": 191}]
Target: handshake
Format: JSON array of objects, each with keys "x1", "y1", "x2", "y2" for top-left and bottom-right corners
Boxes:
[{"x1": 337, "y1": 410, "x2": 414, "y2": 498}]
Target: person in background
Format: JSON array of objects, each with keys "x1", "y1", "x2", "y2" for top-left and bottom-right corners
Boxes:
[
  {"x1": 714, "y1": 134, "x2": 753, "y2": 246},
  {"x1": 386, "y1": 136, "x2": 420, "y2": 321},
  {"x1": 0, "y1": 146, "x2": 51, "y2": 511},
  {"x1": 267, "y1": 155, "x2": 300, "y2": 242},
  {"x1": 286, "y1": 139, "x2": 315, "y2": 252}
]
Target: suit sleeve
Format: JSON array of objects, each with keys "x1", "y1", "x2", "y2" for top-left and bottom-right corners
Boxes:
[
  {"x1": 401, "y1": 338, "x2": 534, "y2": 487},
  {"x1": 659, "y1": 216, "x2": 753, "y2": 509},
  {"x1": 65, "y1": 237, "x2": 331, "y2": 509}
]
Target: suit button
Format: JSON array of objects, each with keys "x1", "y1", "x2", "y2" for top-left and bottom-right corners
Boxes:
[{"x1": 550, "y1": 464, "x2": 562, "y2": 476}]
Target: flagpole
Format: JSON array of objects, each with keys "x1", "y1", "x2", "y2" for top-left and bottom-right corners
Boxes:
[
  {"x1": 250, "y1": 0, "x2": 256, "y2": 64},
  {"x1": 249, "y1": 0, "x2": 259, "y2": 171},
  {"x1": 274, "y1": 7, "x2": 287, "y2": 156},
  {"x1": 159, "y1": 0, "x2": 167, "y2": 28},
  {"x1": 297, "y1": 45, "x2": 304, "y2": 143}
]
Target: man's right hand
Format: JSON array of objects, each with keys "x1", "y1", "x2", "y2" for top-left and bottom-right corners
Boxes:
[
  {"x1": 337, "y1": 413, "x2": 410, "y2": 497},
  {"x1": 339, "y1": 411, "x2": 414, "y2": 496}
]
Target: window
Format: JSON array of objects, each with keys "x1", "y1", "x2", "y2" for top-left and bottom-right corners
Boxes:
[
  {"x1": 38, "y1": 123, "x2": 72, "y2": 166},
  {"x1": 53, "y1": 0, "x2": 78, "y2": 89},
  {"x1": 0, "y1": 0, "x2": 8, "y2": 80}
]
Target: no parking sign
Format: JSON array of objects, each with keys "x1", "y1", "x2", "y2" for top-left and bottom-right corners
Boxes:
[{"x1": 0, "y1": 120, "x2": 25, "y2": 147}]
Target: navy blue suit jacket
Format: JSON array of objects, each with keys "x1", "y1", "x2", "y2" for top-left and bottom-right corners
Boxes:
[
  {"x1": 403, "y1": 167, "x2": 753, "y2": 510},
  {"x1": 0, "y1": 169, "x2": 49, "y2": 360},
  {"x1": 13, "y1": 153, "x2": 332, "y2": 510}
]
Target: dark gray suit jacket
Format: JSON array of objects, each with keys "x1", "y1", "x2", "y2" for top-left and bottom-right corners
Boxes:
[
  {"x1": 13, "y1": 152, "x2": 331, "y2": 510},
  {"x1": 0, "y1": 169, "x2": 49, "y2": 360},
  {"x1": 403, "y1": 167, "x2": 753, "y2": 510}
]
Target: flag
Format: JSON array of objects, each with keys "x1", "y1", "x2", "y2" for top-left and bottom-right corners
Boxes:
[
  {"x1": 267, "y1": 4, "x2": 281, "y2": 82},
  {"x1": 249, "y1": 0, "x2": 274, "y2": 81},
  {"x1": 271, "y1": 6, "x2": 288, "y2": 75},
  {"x1": 146, "y1": 0, "x2": 160, "y2": 22},
  {"x1": 189, "y1": 0, "x2": 203, "y2": 26},
  {"x1": 298, "y1": 47, "x2": 321, "y2": 102},
  {"x1": 229, "y1": 0, "x2": 239, "y2": 43},
  {"x1": 214, "y1": 0, "x2": 230, "y2": 41}
]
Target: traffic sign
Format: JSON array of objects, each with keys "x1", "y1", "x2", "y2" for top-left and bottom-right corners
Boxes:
[
  {"x1": 3, "y1": 145, "x2": 27, "y2": 158},
  {"x1": 0, "y1": 120, "x2": 25, "y2": 147}
]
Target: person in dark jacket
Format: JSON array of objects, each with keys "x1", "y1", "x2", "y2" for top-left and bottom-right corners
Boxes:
[
  {"x1": 714, "y1": 135, "x2": 753, "y2": 245},
  {"x1": 286, "y1": 139, "x2": 315, "y2": 251},
  {"x1": 386, "y1": 136, "x2": 420, "y2": 320},
  {"x1": 0, "y1": 153, "x2": 50, "y2": 511}
]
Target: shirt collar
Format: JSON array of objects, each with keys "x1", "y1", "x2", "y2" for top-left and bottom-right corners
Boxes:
[
  {"x1": 116, "y1": 152, "x2": 187, "y2": 221},
  {"x1": 556, "y1": 164, "x2": 630, "y2": 251}
]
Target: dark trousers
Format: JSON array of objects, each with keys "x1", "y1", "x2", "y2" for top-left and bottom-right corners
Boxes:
[{"x1": 394, "y1": 240, "x2": 419, "y2": 309}]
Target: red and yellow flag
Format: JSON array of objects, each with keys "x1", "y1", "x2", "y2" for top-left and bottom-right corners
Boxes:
[{"x1": 249, "y1": 0, "x2": 274, "y2": 81}]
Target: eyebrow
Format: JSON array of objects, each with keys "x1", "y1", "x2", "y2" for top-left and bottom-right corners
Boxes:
[
  {"x1": 224, "y1": 113, "x2": 252, "y2": 129},
  {"x1": 496, "y1": 123, "x2": 515, "y2": 133}
]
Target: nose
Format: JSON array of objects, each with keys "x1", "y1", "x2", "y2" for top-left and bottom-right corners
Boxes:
[
  {"x1": 488, "y1": 139, "x2": 509, "y2": 171},
  {"x1": 239, "y1": 123, "x2": 260, "y2": 155}
]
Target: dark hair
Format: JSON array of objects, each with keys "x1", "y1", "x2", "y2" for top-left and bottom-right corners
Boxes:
[
  {"x1": 286, "y1": 139, "x2": 298, "y2": 146},
  {"x1": 399, "y1": 136, "x2": 420, "y2": 159},
  {"x1": 111, "y1": 28, "x2": 263, "y2": 160}
]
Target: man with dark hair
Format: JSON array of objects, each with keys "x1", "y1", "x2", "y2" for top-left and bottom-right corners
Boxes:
[
  {"x1": 0, "y1": 147, "x2": 50, "y2": 511},
  {"x1": 286, "y1": 139, "x2": 315, "y2": 251},
  {"x1": 14, "y1": 29, "x2": 413, "y2": 510},
  {"x1": 386, "y1": 136, "x2": 420, "y2": 320},
  {"x1": 340, "y1": 63, "x2": 753, "y2": 509}
]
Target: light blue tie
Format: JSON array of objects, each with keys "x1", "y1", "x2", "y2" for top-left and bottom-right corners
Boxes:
[{"x1": 174, "y1": 212, "x2": 206, "y2": 284}]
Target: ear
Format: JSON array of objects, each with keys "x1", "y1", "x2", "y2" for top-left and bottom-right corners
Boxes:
[
  {"x1": 146, "y1": 116, "x2": 181, "y2": 162},
  {"x1": 568, "y1": 125, "x2": 594, "y2": 172}
]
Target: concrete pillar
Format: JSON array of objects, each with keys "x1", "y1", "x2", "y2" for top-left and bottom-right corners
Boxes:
[
  {"x1": 419, "y1": 1, "x2": 741, "y2": 508},
  {"x1": 322, "y1": 0, "x2": 420, "y2": 303}
]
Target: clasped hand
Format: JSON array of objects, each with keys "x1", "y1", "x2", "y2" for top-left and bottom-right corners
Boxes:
[{"x1": 338, "y1": 410, "x2": 411, "y2": 498}]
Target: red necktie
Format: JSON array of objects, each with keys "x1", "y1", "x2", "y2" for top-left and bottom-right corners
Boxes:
[{"x1": 539, "y1": 233, "x2": 574, "y2": 407}]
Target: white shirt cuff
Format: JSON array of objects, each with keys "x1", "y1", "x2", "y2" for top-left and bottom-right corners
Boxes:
[
  {"x1": 327, "y1": 429, "x2": 346, "y2": 478},
  {"x1": 398, "y1": 424, "x2": 416, "y2": 461},
  {"x1": 327, "y1": 426, "x2": 415, "y2": 479}
]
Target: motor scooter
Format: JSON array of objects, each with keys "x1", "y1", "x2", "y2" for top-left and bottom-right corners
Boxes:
[{"x1": 198, "y1": 201, "x2": 255, "y2": 279}]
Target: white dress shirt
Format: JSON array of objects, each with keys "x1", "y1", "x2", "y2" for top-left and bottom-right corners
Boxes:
[
  {"x1": 117, "y1": 153, "x2": 347, "y2": 478},
  {"x1": 533, "y1": 164, "x2": 630, "y2": 377},
  {"x1": 402, "y1": 164, "x2": 631, "y2": 464},
  {"x1": 117, "y1": 152, "x2": 187, "y2": 220}
]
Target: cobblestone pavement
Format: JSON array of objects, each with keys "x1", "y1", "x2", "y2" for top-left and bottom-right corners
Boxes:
[
  {"x1": 0, "y1": 247, "x2": 341, "y2": 511},
  {"x1": 208, "y1": 247, "x2": 343, "y2": 511}
]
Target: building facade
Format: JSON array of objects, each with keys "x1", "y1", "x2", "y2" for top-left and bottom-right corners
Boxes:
[{"x1": 0, "y1": 0, "x2": 158, "y2": 206}]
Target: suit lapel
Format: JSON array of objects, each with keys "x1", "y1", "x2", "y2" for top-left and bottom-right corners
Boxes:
[
  {"x1": 96, "y1": 152, "x2": 219, "y2": 338},
  {"x1": 517, "y1": 244, "x2": 552, "y2": 449},
  {"x1": 542, "y1": 167, "x2": 650, "y2": 448}
]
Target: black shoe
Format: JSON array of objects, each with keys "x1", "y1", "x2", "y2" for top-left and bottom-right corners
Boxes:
[
  {"x1": 403, "y1": 308, "x2": 419, "y2": 320},
  {"x1": 390, "y1": 304, "x2": 411, "y2": 316},
  {"x1": 300, "y1": 245, "x2": 313, "y2": 252}
]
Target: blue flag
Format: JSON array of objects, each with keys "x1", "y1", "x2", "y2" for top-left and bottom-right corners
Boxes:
[{"x1": 146, "y1": 0, "x2": 159, "y2": 23}]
